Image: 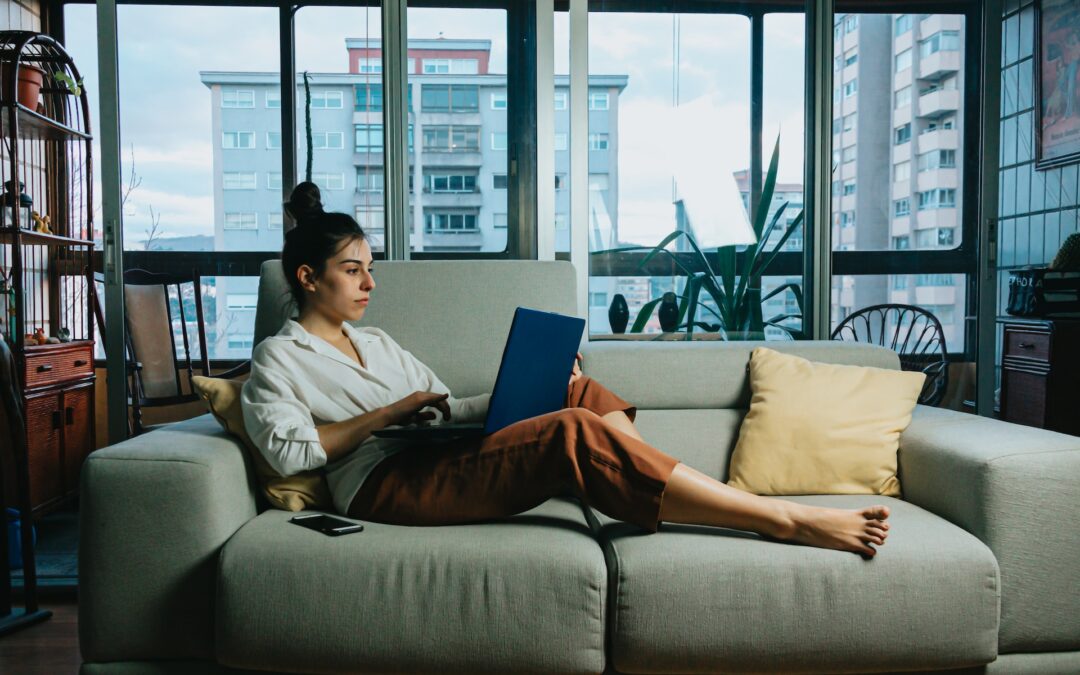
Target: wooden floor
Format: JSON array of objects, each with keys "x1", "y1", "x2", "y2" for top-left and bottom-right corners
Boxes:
[{"x1": 0, "y1": 598, "x2": 81, "y2": 674}]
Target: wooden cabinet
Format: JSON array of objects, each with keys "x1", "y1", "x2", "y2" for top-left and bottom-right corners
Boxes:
[{"x1": 1000, "y1": 319, "x2": 1080, "y2": 436}]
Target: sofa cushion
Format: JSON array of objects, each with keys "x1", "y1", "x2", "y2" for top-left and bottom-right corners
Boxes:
[
  {"x1": 587, "y1": 495, "x2": 999, "y2": 674},
  {"x1": 632, "y1": 408, "x2": 745, "y2": 481},
  {"x1": 215, "y1": 496, "x2": 606, "y2": 674}
]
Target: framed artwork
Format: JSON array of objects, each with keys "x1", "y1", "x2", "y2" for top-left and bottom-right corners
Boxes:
[{"x1": 1035, "y1": 0, "x2": 1080, "y2": 169}]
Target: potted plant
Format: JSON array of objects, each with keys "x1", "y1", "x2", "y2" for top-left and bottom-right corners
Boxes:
[{"x1": 1, "y1": 60, "x2": 46, "y2": 109}]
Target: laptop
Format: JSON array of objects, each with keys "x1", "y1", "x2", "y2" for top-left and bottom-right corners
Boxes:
[{"x1": 371, "y1": 307, "x2": 586, "y2": 442}]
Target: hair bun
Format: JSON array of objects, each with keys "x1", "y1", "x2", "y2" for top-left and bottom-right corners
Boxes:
[{"x1": 285, "y1": 181, "x2": 325, "y2": 226}]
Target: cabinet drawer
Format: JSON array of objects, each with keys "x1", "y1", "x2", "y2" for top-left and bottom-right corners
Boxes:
[
  {"x1": 1003, "y1": 329, "x2": 1051, "y2": 363},
  {"x1": 23, "y1": 344, "x2": 94, "y2": 389},
  {"x1": 1001, "y1": 368, "x2": 1048, "y2": 428}
]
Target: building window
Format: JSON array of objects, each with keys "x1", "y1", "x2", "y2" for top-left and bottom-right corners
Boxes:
[
  {"x1": 491, "y1": 92, "x2": 507, "y2": 110},
  {"x1": 265, "y1": 90, "x2": 280, "y2": 109},
  {"x1": 312, "y1": 172, "x2": 345, "y2": 191},
  {"x1": 267, "y1": 172, "x2": 282, "y2": 191},
  {"x1": 894, "y1": 198, "x2": 911, "y2": 217},
  {"x1": 832, "y1": 118, "x2": 842, "y2": 134},
  {"x1": 554, "y1": 133, "x2": 568, "y2": 151},
  {"x1": 226, "y1": 294, "x2": 259, "y2": 311},
  {"x1": 310, "y1": 90, "x2": 344, "y2": 109},
  {"x1": 895, "y1": 48, "x2": 912, "y2": 73},
  {"x1": 491, "y1": 132, "x2": 508, "y2": 151},
  {"x1": 356, "y1": 58, "x2": 382, "y2": 74},
  {"x1": 554, "y1": 91, "x2": 567, "y2": 110},
  {"x1": 355, "y1": 124, "x2": 384, "y2": 152},
  {"x1": 422, "y1": 126, "x2": 481, "y2": 152},
  {"x1": 356, "y1": 168, "x2": 385, "y2": 192},
  {"x1": 355, "y1": 84, "x2": 383, "y2": 111},
  {"x1": 428, "y1": 58, "x2": 478, "y2": 74},
  {"x1": 842, "y1": 180, "x2": 856, "y2": 196},
  {"x1": 223, "y1": 172, "x2": 257, "y2": 190},
  {"x1": 844, "y1": 50, "x2": 857, "y2": 67},
  {"x1": 895, "y1": 85, "x2": 911, "y2": 109},
  {"x1": 426, "y1": 173, "x2": 477, "y2": 193},
  {"x1": 494, "y1": 213, "x2": 508, "y2": 229},
  {"x1": 917, "y1": 188, "x2": 957, "y2": 210},
  {"x1": 222, "y1": 89, "x2": 254, "y2": 108},
  {"x1": 894, "y1": 14, "x2": 912, "y2": 36},
  {"x1": 268, "y1": 213, "x2": 283, "y2": 229},
  {"x1": 589, "y1": 91, "x2": 609, "y2": 110},
  {"x1": 312, "y1": 131, "x2": 345, "y2": 150},
  {"x1": 222, "y1": 131, "x2": 255, "y2": 149},
  {"x1": 426, "y1": 211, "x2": 479, "y2": 232},
  {"x1": 919, "y1": 30, "x2": 961, "y2": 58},
  {"x1": 831, "y1": 179, "x2": 840, "y2": 196},
  {"x1": 892, "y1": 235, "x2": 910, "y2": 250},
  {"x1": 842, "y1": 146, "x2": 856, "y2": 163},
  {"x1": 894, "y1": 160, "x2": 911, "y2": 182},
  {"x1": 843, "y1": 79, "x2": 858, "y2": 98},
  {"x1": 843, "y1": 113, "x2": 855, "y2": 132},
  {"x1": 589, "y1": 292, "x2": 608, "y2": 307},
  {"x1": 916, "y1": 273, "x2": 955, "y2": 287},
  {"x1": 938, "y1": 227, "x2": 955, "y2": 246},
  {"x1": 844, "y1": 14, "x2": 858, "y2": 33},
  {"x1": 840, "y1": 211, "x2": 856, "y2": 228},
  {"x1": 223, "y1": 212, "x2": 257, "y2": 230},
  {"x1": 266, "y1": 131, "x2": 281, "y2": 150},
  {"x1": 422, "y1": 58, "x2": 449, "y2": 74},
  {"x1": 915, "y1": 227, "x2": 956, "y2": 248},
  {"x1": 555, "y1": 174, "x2": 566, "y2": 190},
  {"x1": 492, "y1": 173, "x2": 508, "y2": 190},
  {"x1": 894, "y1": 123, "x2": 911, "y2": 145},
  {"x1": 356, "y1": 208, "x2": 384, "y2": 231},
  {"x1": 917, "y1": 149, "x2": 957, "y2": 171},
  {"x1": 892, "y1": 275, "x2": 909, "y2": 290},
  {"x1": 421, "y1": 84, "x2": 480, "y2": 112},
  {"x1": 227, "y1": 335, "x2": 254, "y2": 350},
  {"x1": 834, "y1": 55, "x2": 842, "y2": 72},
  {"x1": 588, "y1": 133, "x2": 609, "y2": 150}
]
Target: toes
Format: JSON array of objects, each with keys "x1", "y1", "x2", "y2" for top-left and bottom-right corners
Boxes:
[
  {"x1": 862, "y1": 505, "x2": 890, "y2": 521},
  {"x1": 856, "y1": 542, "x2": 877, "y2": 558},
  {"x1": 866, "y1": 526, "x2": 887, "y2": 540},
  {"x1": 863, "y1": 534, "x2": 885, "y2": 546}
]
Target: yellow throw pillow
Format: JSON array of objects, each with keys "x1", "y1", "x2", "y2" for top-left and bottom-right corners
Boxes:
[
  {"x1": 192, "y1": 375, "x2": 333, "y2": 512},
  {"x1": 726, "y1": 347, "x2": 925, "y2": 497}
]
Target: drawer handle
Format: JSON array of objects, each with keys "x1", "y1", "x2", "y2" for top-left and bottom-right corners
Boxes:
[
  {"x1": 1017, "y1": 342, "x2": 1035, "y2": 349},
  {"x1": 65, "y1": 406, "x2": 74, "y2": 425},
  {"x1": 74, "y1": 359, "x2": 88, "y2": 367},
  {"x1": 36, "y1": 363, "x2": 53, "y2": 372}
]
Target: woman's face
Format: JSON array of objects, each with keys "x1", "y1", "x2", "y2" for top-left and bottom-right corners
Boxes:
[{"x1": 298, "y1": 237, "x2": 375, "y2": 323}]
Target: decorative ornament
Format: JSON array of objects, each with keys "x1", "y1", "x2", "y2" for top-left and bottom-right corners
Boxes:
[
  {"x1": 33, "y1": 327, "x2": 47, "y2": 345},
  {"x1": 57, "y1": 326, "x2": 71, "y2": 343},
  {"x1": 658, "y1": 291, "x2": 680, "y2": 332},
  {"x1": 608, "y1": 293, "x2": 629, "y2": 334},
  {"x1": 30, "y1": 211, "x2": 51, "y2": 234}
]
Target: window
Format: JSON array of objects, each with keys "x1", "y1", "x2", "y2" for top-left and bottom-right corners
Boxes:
[
  {"x1": 917, "y1": 188, "x2": 957, "y2": 210},
  {"x1": 422, "y1": 84, "x2": 479, "y2": 112},
  {"x1": 844, "y1": 50, "x2": 857, "y2": 67},
  {"x1": 422, "y1": 58, "x2": 449, "y2": 74},
  {"x1": 312, "y1": 131, "x2": 345, "y2": 150},
  {"x1": 493, "y1": 213, "x2": 508, "y2": 229},
  {"x1": 223, "y1": 212, "x2": 257, "y2": 230},
  {"x1": 842, "y1": 180, "x2": 856, "y2": 196},
  {"x1": 356, "y1": 168, "x2": 385, "y2": 192},
  {"x1": 355, "y1": 124, "x2": 384, "y2": 152},
  {"x1": 843, "y1": 79, "x2": 858, "y2": 98},
  {"x1": 588, "y1": 133, "x2": 609, "y2": 150},
  {"x1": 355, "y1": 84, "x2": 383, "y2": 111},
  {"x1": 894, "y1": 160, "x2": 911, "y2": 182},
  {"x1": 834, "y1": 24, "x2": 842, "y2": 41},
  {"x1": 919, "y1": 30, "x2": 961, "y2": 58},
  {"x1": 554, "y1": 133, "x2": 568, "y2": 151},
  {"x1": 492, "y1": 174, "x2": 508, "y2": 189},
  {"x1": 266, "y1": 131, "x2": 281, "y2": 150},
  {"x1": 222, "y1": 131, "x2": 255, "y2": 149},
  {"x1": 491, "y1": 132, "x2": 508, "y2": 151},
  {"x1": 894, "y1": 123, "x2": 911, "y2": 145},
  {"x1": 312, "y1": 172, "x2": 345, "y2": 190},
  {"x1": 920, "y1": 76, "x2": 959, "y2": 95},
  {"x1": 222, "y1": 89, "x2": 253, "y2": 108},
  {"x1": 268, "y1": 213, "x2": 283, "y2": 229},
  {"x1": 265, "y1": 90, "x2": 280, "y2": 109},
  {"x1": 844, "y1": 15, "x2": 858, "y2": 33},
  {"x1": 446, "y1": 59, "x2": 479, "y2": 74},
  {"x1": 554, "y1": 91, "x2": 567, "y2": 110},
  {"x1": 917, "y1": 149, "x2": 957, "y2": 171},
  {"x1": 589, "y1": 91, "x2": 609, "y2": 110},
  {"x1": 831, "y1": 179, "x2": 841, "y2": 196},
  {"x1": 426, "y1": 173, "x2": 477, "y2": 193},
  {"x1": 840, "y1": 211, "x2": 856, "y2": 227},
  {"x1": 590, "y1": 292, "x2": 608, "y2": 307},
  {"x1": 894, "y1": 198, "x2": 911, "y2": 217},
  {"x1": 355, "y1": 208, "x2": 384, "y2": 231},
  {"x1": 555, "y1": 174, "x2": 566, "y2": 190},
  {"x1": 267, "y1": 172, "x2": 282, "y2": 190},
  {"x1": 842, "y1": 113, "x2": 855, "y2": 132},
  {"x1": 223, "y1": 172, "x2": 257, "y2": 190},
  {"x1": 356, "y1": 58, "x2": 382, "y2": 74},
  {"x1": 226, "y1": 294, "x2": 258, "y2": 310},
  {"x1": 895, "y1": 85, "x2": 911, "y2": 109},
  {"x1": 892, "y1": 235, "x2": 910, "y2": 250},
  {"x1": 228, "y1": 336, "x2": 255, "y2": 350},
  {"x1": 832, "y1": 118, "x2": 842, "y2": 134},
  {"x1": 834, "y1": 55, "x2": 842, "y2": 72},
  {"x1": 422, "y1": 126, "x2": 481, "y2": 152},
  {"x1": 426, "y1": 211, "x2": 479, "y2": 231},
  {"x1": 895, "y1": 49, "x2": 912, "y2": 73},
  {"x1": 491, "y1": 92, "x2": 507, "y2": 110},
  {"x1": 938, "y1": 228, "x2": 955, "y2": 246},
  {"x1": 842, "y1": 146, "x2": 856, "y2": 163},
  {"x1": 915, "y1": 273, "x2": 955, "y2": 287},
  {"x1": 915, "y1": 228, "x2": 936, "y2": 247},
  {"x1": 310, "y1": 90, "x2": 343, "y2": 109},
  {"x1": 894, "y1": 15, "x2": 912, "y2": 36},
  {"x1": 892, "y1": 275, "x2": 909, "y2": 290},
  {"x1": 554, "y1": 214, "x2": 568, "y2": 230}
]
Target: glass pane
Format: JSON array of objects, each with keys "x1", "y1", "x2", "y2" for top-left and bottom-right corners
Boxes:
[{"x1": 407, "y1": 6, "x2": 508, "y2": 253}]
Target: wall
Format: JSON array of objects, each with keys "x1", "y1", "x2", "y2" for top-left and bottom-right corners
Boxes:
[{"x1": 0, "y1": 0, "x2": 40, "y2": 31}]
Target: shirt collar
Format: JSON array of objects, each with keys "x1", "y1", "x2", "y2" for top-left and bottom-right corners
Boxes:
[{"x1": 276, "y1": 319, "x2": 380, "y2": 345}]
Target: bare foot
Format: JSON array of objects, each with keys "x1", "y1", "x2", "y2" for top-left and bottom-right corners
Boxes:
[{"x1": 771, "y1": 503, "x2": 891, "y2": 558}]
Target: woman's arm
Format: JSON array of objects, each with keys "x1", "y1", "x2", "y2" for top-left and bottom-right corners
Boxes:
[{"x1": 316, "y1": 408, "x2": 392, "y2": 462}]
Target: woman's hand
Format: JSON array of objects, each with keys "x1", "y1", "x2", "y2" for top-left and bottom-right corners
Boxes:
[
  {"x1": 569, "y1": 352, "x2": 583, "y2": 387},
  {"x1": 382, "y1": 391, "x2": 451, "y2": 427}
]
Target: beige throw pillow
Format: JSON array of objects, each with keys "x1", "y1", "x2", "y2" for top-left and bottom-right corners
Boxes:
[
  {"x1": 726, "y1": 347, "x2": 925, "y2": 497},
  {"x1": 192, "y1": 375, "x2": 333, "y2": 512}
]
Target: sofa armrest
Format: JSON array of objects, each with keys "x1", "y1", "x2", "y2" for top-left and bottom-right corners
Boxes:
[
  {"x1": 79, "y1": 414, "x2": 259, "y2": 663},
  {"x1": 899, "y1": 406, "x2": 1080, "y2": 653}
]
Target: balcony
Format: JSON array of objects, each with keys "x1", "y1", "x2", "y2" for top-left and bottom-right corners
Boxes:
[
  {"x1": 916, "y1": 168, "x2": 959, "y2": 191},
  {"x1": 418, "y1": 190, "x2": 484, "y2": 208},
  {"x1": 915, "y1": 285, "x2": 956, "y2": 306},
  {"x1": 421, "y1": 229, "x2": 484, "y2": 250},
  {"x1": 891, "y1": 215, "x2": 912, "y2": 236},
  {"x1": 919, "y1": 14, "x2": 963, "y2": 37},
  {"x1": 918, "y1": 51, "x2": 961, "y2": 80},
  {"x1": 917, "y1": 128, "x2": 959, "y2": 151},
  {"x1": 915, "y1": 207, "x2": 959, "y2": 230},
  {"x1": 918, "y1": 89, "x2": 960, "y2": 118},
  {"x1": 420, "y1": 150, "x2": 484, "y2": 167}
]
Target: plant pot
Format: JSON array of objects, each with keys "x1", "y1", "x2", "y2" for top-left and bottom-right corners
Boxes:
[{"x1": 1, "y1": 62, "x2": 45, "y2": 109}]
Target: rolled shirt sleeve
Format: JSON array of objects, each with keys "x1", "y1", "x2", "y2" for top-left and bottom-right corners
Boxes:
[{"x1": 241, "y1": 348, "x2": 329, "y2": 477}]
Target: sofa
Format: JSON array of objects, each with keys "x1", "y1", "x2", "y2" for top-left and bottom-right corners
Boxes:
[{"x1": 79, "y1": 260, "x2": 1080, "y2": 674}]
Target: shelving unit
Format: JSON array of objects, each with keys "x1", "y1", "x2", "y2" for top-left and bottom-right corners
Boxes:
[{"x1": 0, "y1": 30, "x2": 95, "y2": 519}]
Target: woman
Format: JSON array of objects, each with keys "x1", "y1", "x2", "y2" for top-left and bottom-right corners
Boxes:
[{"x1": 242, "y1": 183, "x2": 890, "y2": 557}]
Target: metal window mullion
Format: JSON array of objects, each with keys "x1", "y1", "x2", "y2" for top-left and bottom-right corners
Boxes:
[
  {"x1": 803, "y1": 0, "x2": 833, "y2": 340},
  {"x1": 536, "y1": 0, "x2": 556, "y2": 261},
  {"x1": 383, "y1": 0, "x2": 410, "y2": 260},
  {"x1": 569, "y1": 0, "x2": 589, "y2": 319},
  {"x1": 749, "y1": 11, "x2": 764, "y2": 229},
  {"x1": 280, "y1": 4, "x2": 297, "y2": 229}
]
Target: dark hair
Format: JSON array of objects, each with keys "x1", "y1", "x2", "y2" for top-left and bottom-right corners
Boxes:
[{"x1": 281, "y1": 182, "x2": 366, "y2": 310}]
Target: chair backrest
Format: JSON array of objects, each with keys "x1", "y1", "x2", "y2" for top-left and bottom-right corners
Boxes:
[{"x1": 830, "y1": 303, "x2": 949, "y2": 405}]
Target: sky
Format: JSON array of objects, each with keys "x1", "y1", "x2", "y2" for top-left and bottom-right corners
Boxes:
[{"x1": 63, "y1": 5, "x2": 807, "y2": 249}]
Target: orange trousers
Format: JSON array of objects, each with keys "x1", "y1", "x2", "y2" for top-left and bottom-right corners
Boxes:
[{"x1": 347, "y1": 376, "x2": 680, "y2": 532}]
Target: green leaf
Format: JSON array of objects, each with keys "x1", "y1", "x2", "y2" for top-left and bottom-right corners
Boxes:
[
  {"x1": 629, "y1": 298, "x2": 661, "y2": 333},
  {"x1": 752, "y1": 134, "x2": 782, "y2": 241},
  {"x1": 677, "y1": 276, "x2": 693, "y2": 325},
  {"x1": 756, "y1": 211, "x2": 805, "y2": 277}
]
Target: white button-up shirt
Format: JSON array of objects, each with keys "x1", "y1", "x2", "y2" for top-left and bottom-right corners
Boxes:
[{"x1": 241, "y1": 319, "x2": 491, "y2": 515}]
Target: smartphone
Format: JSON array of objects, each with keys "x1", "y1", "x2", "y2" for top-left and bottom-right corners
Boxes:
[{"x1": 289, "y1": 513, "x2": 365, "y2": 536}]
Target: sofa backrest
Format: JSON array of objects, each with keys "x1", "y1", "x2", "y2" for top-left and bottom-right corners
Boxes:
[{"x1": 254, "y1": 259, "x2": 579, "y2": 397}]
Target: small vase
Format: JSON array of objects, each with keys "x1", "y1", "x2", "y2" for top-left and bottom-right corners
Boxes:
[
  {"x1": 658, "y1": 292, "x2": 680, "y2": 332},
  {"x1": 608, "y1": 293, "x2": 629, "y2": 333}
]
